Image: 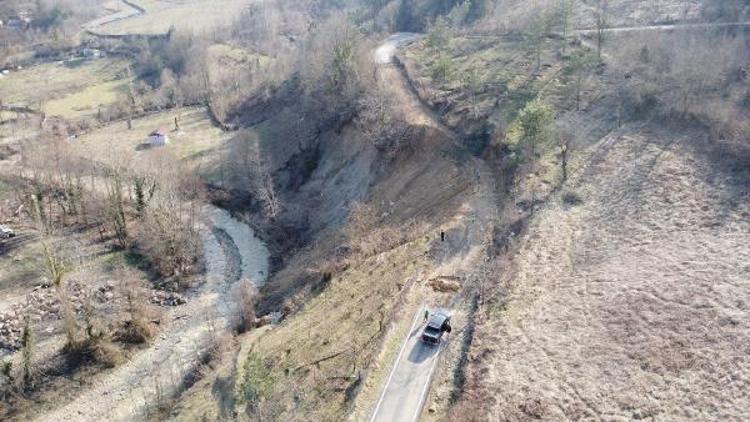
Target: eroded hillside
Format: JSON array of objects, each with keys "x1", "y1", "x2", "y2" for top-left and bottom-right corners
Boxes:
[{"x1": 1, "y1": 0, "x2": 748, "y2": 421}]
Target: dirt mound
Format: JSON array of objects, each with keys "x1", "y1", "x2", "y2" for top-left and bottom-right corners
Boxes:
[{"x1": 428, "y1": 276, "x2": 462, "y2": 293}]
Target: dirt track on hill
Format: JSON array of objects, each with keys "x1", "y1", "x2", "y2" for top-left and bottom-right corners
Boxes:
[
  {"x1": 369, "y1": 34, "x2": 499, "y2": 422},
  {"x1": 38, "y1": 207, "x2": 269, "y2": 421},
  {"x1": 576, "y1": 20, "x2": 750, "y2": 34}
]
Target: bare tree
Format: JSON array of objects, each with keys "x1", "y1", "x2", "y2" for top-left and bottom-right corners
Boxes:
[
  {"x1": 555, "y1": 116, "x2": 581, "y2": 183},
  {"x1": 559, "y1": 0, "x2": 576, "y2": 54},
  {"x1": 45, "y1": 247, "x2": 78, "y2": 347},
  {"x1": 298, "y1": 13, "x2": 372, "y2": 119},
  {"x1": 232, "y1": 279, "x2": 257, "y2": 333},
  {"x1": 104, "y1": 166, "x2": 128, "y2": 248},
  {"x1": 229, "y1": 132, "x2": 281, "y2": 220},
  {"x1": 21, "y1": 316, "x2": 33, "y2": 391},
  {"x1": 253, "y1": 160, "x2": 281, "y2": 220},
  {"x1": 594, "y1": 0, "x2": 608, "y2": 59},
  {"x1": 134, "y1": 149, "x2": 204, "y2": 280},
  {"x1": 356, "y1": 81, "x2": 412, "y2": 156},
  {"x1": 565, "y1": 49, "x2": 598, "y2": 111}
]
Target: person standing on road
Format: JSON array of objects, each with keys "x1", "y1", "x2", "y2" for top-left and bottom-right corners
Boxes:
[{"x1": 424, "y1": 308, "x2": 430, "y2": 323}]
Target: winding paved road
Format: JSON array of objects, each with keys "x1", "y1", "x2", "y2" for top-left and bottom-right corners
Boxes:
[{"x1": 368, "y1": 34, "x2": 450, "y2": 422}]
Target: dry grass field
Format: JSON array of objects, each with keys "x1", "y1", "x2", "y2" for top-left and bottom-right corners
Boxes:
[
  {"x1": 71, "y1": 106, "x2": 233, "y2": 175},
  {"x1": 97, "y1": 0, "x2": 256, "y2": 35},
  {"x1": 0, "y1": 58, "x2": 131, "y2": 120},
  {"x1": 575, "y1": 0, "x2": 703, "y2": 27},
  {"x1": 460, "y1": 124, "x2": 750, "y2": 420}
]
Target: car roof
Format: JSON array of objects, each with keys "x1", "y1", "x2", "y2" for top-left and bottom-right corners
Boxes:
[{"x1": 427, "y1": 311, "x2": 450, "y2": 328}]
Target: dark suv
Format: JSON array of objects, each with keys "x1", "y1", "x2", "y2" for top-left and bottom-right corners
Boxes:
[
  {"x1": 421, "y1": 311, "x2": 452, "y2": 344},
  {"x1": 0, "y1": 225, "x2": 14, "y2": 239}
]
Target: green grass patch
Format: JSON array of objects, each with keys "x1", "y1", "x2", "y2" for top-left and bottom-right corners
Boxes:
[{"x1": 101, "y1": 249, "x2": 151, "y2": 272}]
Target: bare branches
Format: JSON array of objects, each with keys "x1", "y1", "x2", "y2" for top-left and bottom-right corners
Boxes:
[
  {"x1": 252, "y1": 162, "x2": 281, "y2": 221},
  {"x1": 610, "y1": 29, "x2": 747, "y2": 144},
  {"x1": 104, "y1": 167, "x2": 128, "y2": 248},
  {"x1": 227, "y1": 131, "x2": 282, "y2": 220},
  {"x1": 298, "y1": 13, "x2": 372, "y2": 120},
  {"x1": 356, "y1": 81, "x2": 413, "y2": 157},
  {"x1": 594, "y1": 0, "x2": 609, "y2": 59}
]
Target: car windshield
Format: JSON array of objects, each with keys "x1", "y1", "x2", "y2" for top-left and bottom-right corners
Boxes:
[{"x1": 424, "y1": 326, "x2": 441, "y2": 335}]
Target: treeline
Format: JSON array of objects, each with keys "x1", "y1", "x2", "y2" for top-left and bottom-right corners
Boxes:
[
  {"x1": 15, "y1": 132, "x2": 204, "y2": 281},
  {"x1": 368, "y1": 0, "x2": 750, "y2": 34},
  {"x1": 102, "y1": 0, "x2": 489, "y2": 128},
  {"x1": 611, "y1": 29, "x2": 750, "y2": 146},
  {"x1": 391, "y1": 0, "x2": 487, "y2": 31},
  {"x1": 0, "y1": 0, "x2": 101, "y2": 60}
]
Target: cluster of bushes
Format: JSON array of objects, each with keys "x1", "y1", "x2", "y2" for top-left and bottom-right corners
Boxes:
[
  {"x1": 16, "y1": 133, "x2": 205, "y2": 281},
  {"x1": 611, "y1": 30, "x2": 750, "y2": 145}
]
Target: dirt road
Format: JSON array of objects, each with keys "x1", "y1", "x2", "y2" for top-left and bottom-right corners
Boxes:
[
  {"x1": 82, "y1": 0, "x2": 144, "y2": 34},
  {"x1": 38, "y1": 206, "x2": 269, "y2": 421},
  {"x1": 368, "y1": 34, "x2": 498, "y2": 422},
  {"x1": 374, "y1": 33, "x2": 422, "y2": 65},
  {"x1": 576, "y1": 20, "x2": 750, "y2": 35}
]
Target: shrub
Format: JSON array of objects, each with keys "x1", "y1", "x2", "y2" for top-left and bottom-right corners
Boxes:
[
  {"x1": 116, "y1": 267, "x2": 156, "y2": 344},
  {"x1": 139, "y1": 204, "x2": 202, "y2": 279},
  {"x1": 63, "y1": 336, "x2": 125, "y2": 369},
  {"x1": 116, "y1": 317, "x2": 156, "y2": 344},
  {"x1": 238, "y1": 352, "x2": 276, "y2": 407},
  {"x1": 431, "y1": 54, "x2": 453, "y2": 82},
  {"x1": 427, "y1": 17, "x2": 451, "y2": 51},
  {"x1": 562, "y1": 191, "x2": 583, "y2": 206},
  {"x1": 232, "y1": 280, "x2": 257, "y2": 333},
  {"x1": 90, "y1": 340, "x2": 125, "y2": 368}
]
